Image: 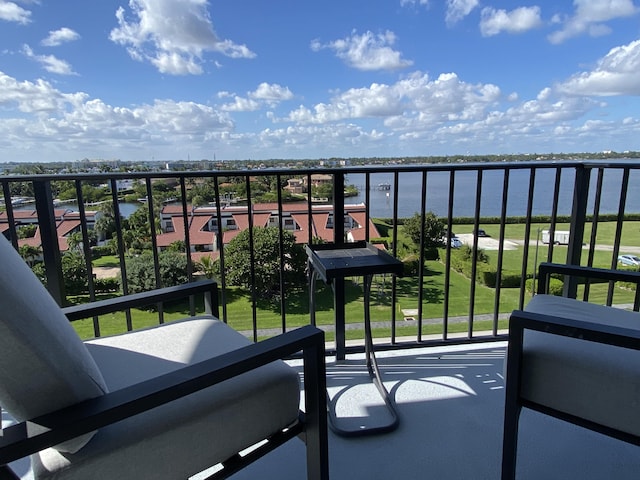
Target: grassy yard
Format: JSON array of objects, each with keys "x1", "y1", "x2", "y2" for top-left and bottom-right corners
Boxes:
[{"x1": 74, "y1": 221, "x2": 639, "y2": 341}]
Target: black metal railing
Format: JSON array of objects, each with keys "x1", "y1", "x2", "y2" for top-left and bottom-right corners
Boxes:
[{"x1": 1, "y1": 159, "x2": 639, "y2": 356}]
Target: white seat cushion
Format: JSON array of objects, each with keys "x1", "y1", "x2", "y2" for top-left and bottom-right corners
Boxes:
[
  {"x1": 0, "y1": 235, "x2": 107, "y2": 453},
  {"x1": 521, "y1": 295, "x2": 640, "y2": 436},
  {"x1": 33, "y1": 316, "x2": 301, "y2": 480}
]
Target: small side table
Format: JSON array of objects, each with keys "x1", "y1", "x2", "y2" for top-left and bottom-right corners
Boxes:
[{"x1": 305, "y1": 241, "x2": 404, "y2": 436}]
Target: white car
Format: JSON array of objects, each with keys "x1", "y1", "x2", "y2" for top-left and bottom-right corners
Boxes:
[
  {"x1": 618, "y1": 254, "x2": 640, "y2": 266},
  {"x1": 450, "y1": 237, "x2": 463, "y2": 248}
]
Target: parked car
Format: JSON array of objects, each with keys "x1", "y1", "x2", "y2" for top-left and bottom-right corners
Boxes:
[
  {"x1": 474, "y1": 228, "x2": 488, "y2": 237},
  {"x1": 450, "y1": 237, "x2": 463, "y2": 248},
  {"x1": 618, "y1": 254, "x2": 640, "y2": 266}
]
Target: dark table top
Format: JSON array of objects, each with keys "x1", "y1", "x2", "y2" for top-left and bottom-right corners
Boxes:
[{"x1": 305, "y1": 241, "x2": 404, "y2": 283}]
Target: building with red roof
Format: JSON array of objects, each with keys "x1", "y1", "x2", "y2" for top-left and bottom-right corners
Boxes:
[{"x1": 156, "y1": 202, "x2": 381, "y2": 260}]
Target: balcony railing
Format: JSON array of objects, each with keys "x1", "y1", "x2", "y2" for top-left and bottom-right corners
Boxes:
[{"x1": 1, "y1": 160, "x2": 639, "y2": 358}]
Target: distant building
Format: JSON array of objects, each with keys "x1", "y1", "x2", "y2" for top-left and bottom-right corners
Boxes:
[
  {"x1": 284, "y1": 178, "x2": 306, "y2": 195},
  {"x1": 156, "y1": 202, "x2": 380, "y2": 261},
  {"x1": 309, "y1": 174, "x2": 332, "y2": 187},
  {"x1": 0, "y1": 209, "x2": 98, "y2": 252}
]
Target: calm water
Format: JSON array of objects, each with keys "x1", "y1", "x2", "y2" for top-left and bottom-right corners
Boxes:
[
  {"x1": 15, "y1": 165, "x2": 639, "y2": 220},
  {"x1": 346, "y1": 166, "x2": 640, "y2": 218}
]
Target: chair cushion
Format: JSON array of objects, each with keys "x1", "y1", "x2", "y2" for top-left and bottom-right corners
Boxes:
[
  {"x1": 521, "y1": 294, "x2": 640, "y2": 436},
  {"x1": 0, "y1": 235, "x2": 107, "y2": 453},
  {"x1": 33, "y1": 316, "x2": 301, "y2": 480}
]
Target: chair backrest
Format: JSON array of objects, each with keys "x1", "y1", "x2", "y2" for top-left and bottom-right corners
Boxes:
[{"x1": 0, "y1": 235, "x2": 107, "y2": 452}]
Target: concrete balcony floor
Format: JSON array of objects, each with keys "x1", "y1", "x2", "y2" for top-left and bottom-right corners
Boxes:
[
  {"x1": 234, "y1": 342, "x2": 639, "y2": 480},
  {"x1": 6, "y1": 342, "x2": 639, "y2": 479}
]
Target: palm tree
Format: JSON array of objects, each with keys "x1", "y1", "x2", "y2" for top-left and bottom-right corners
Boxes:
[
  {"x1": 196, "y1": 255, "x2": 217, "y2": 279},
  {"x1": 19, "y1": 244, "x2": 42, "y2": 266}
]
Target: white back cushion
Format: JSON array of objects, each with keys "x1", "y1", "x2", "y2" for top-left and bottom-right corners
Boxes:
[{"x1": 0, "y1": 235, "x2": 107, "y2": 452}]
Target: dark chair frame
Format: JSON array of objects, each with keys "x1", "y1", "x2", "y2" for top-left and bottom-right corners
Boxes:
[
  {"x1": 0, "y1": 280, "x2": 329, "y2": 480},
  {"x1": 502, "y1": 263, "x2": 640, "y2": 479}
]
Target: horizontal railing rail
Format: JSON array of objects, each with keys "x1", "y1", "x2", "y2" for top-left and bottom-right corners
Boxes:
[{"x1": 1, "y1": 159, "x2": 639, "y2": 354}]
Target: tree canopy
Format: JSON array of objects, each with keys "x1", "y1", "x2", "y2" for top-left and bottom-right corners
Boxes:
[
  {"x1": 224, "y1": 226, "x2": 306, "y2": 298},
  {"x1": 403, "y1": 212, "x2": 446, "y2": 249},
  {"x1": 124, "y1": 250, "x2": 188, "y2": 293}
]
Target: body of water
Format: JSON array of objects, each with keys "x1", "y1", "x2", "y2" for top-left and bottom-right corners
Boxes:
[
  {"x1": 13, "y1": 164, "x2": 639, "y2": 221},
  {"x1": 346, "y1": 166, "x2": 640, "y2": 219}
]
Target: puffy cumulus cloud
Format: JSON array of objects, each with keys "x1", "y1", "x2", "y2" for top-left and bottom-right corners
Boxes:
[
  {"x1": 219, "y1": 96, "x2": 261, "y2": 112},
  {"x1": 548, "y1": 0, "x2": 639, "y2": 44},
  {"x1": 48, "y1": 98, "x2": 233, "y2": 140},
  {"x1": 0, "y1": 71, "x2": 87, "y2": 113},
  {"x1": 256, "y1": 124, "x2": 388, "y2": 154},
  {"x1": 21, "y1": 45, "x2": 77, "y2": 75},
  {"x1": 220, "y1": 82, "x2": 294, "y2": 112},
  {"x1": 284, "y1": 82, "x2": 404, "y2": 124},
  {"x1": 282, "y1": 72, "x2": 501, "y2": 129},
  {"x1": 480, "y1": 6, "x2": 542, "y2": 36},
  {"x1": 445, "y1": 0, "x2": 479, "y2": 26},
  {"x1": 0, "y1": 1, "x2": 31, "y2": 24},
  {"x1": 41, "y1": 27, "x2": 80, "y2": 47},
  {"x1": 250, "y1": 83, "x2": 294, "y2": 103},
  {"x1": 558, "y1": 39, "x2": 640, "y2": 96},
  {"x1": 387, "y1": 77, "x2": 611, "y2": 154},
  {"x1": 506, "y1": 95, "x2": 595, "y2": 125},
  {"x1": 311, "y1": 30, "x2": 413, "y2": 71},
  {"x1": 109, "y1": 0, "x2": 255, "y2": 75},
  {"x1": 0, "y1": 70, "x2": 234, "y2": 159}
]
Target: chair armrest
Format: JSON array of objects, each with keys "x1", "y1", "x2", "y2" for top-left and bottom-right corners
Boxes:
[
  {"x1": 509, "y1": 309, "x2": 640, "y2": 351},
  {"x1": 0, "y1": 325, "x2": 326, "y2": 466},
  {"x1": 62, "y1": 280, "x2": 219, "y2": 320},
  {"x1": 537, "y1": 262, "x2": 640, "y2": 292}
]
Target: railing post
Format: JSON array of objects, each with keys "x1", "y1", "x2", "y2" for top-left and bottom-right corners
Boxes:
[
  {"x1": 333, "y1": 171, "x2": 346, "y2": 360},
  {"x1": 33, "y1": 179, "x2": 65, "y2": 305},
  {"x1": 564, "y1": 165, "x2": 591, "y2": 298}
]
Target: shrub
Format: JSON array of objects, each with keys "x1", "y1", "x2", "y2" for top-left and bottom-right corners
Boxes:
[
  {"x1": 91, "y1": 245, "x2": 113, "y2": 258},
  {"x1": 526, "y1": 277, "x2": 564, "y2": 296},
  {"x1": 401, "y1": 254, "x2": 420, "y2": 276},
  {"x1": 124, "y1": 251, "x2": 188, "y2": 293},
  {"x1": 94, "y1": 277, "x2": 120, "y2": 293}
]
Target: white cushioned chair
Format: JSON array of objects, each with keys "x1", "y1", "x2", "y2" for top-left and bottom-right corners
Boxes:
[
  {"x1": 502, "y1": 262, "x2": 640, "y2": 479},
  {"x1": 0, "y1": 235, "x2": 329, "y2": 480}
]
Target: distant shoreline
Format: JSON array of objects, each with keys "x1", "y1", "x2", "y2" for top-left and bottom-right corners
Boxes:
[{"x1": 1, "y1": 151, "x2": 639, "y2": 170}]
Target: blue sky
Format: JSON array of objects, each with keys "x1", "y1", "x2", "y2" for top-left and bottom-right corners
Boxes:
[{"x1": 2, "y1": 0, "x2": 640, "y2": 163}]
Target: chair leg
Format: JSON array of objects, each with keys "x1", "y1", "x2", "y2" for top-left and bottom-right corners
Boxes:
[
  {"x1": 502, "y1": 334, "x2": 524, "y2": 479},
  {"x1": 303, "y1": 338, "x2": 329, "y2": 480},
  {"x1": 502, "y1": 316, "x2": 526, "y2": 480},
  {"x1": 501, "y1": 397, "x2": 521, "y2": 480},
  {"x1": 0, "y1": 465, "x2": 20, "y2": 480}
]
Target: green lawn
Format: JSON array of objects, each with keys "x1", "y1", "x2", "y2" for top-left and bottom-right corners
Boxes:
[
  {"x1": 92, "y1": 255, "x2": 121, "y2": 268},
  {"x1": 74, "y1": 221, "x2": 639, "y2": 341}
]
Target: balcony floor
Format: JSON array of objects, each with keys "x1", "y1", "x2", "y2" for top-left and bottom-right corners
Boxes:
[
  {"x1": 6, "y1": 342, "x2": 639, "y2": 479},
  {"x1": 234, "y1": 341, "x2": 639, "y2": 480}
]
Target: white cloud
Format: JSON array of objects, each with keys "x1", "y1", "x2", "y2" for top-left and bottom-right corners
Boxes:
[
  {"x1": 109, "y1": 0, "x2": 256, "y2": 75},
  {"x1": 0, "y1": 70, "x2": 233, "y2": 160},
  {"x1": 445, "y1": 0, "x2": 479, "y2": 26},
  {"x1": 249, "y1": 83, "x2": 294, "y2": 104},
  {"x1": 282, "y1": 72, "x2": 501, "y2": 127},
  {"x1": 21, "y1": 44, "x2": 77, "y2": 75},
  {"x1": 558, "y1": 39, "x2": 640, "y2": 96},
  {"x1": 0, "y1": 1, "x2": 31, "y2": 24},
  {"x1": 220, "y1": 83, "x2": 294, "y2": 112},
  {"x1": 256, "y1": 124, "x2": 387, "y2": 153},
  {"x1": 311, "y1": 30, "x2": 413, "y2": 71},
  {"x1": 549, "y1": 0, "x2": 639, "y2": 44},
  {"x1": 0, "y1": 71, "x2": 87, "y2": 113},
  {"x1": 220, "y1": 96, "x2": 261, "y2": 112},
  {"x1": 480, "y1": 6, "x2": 542, "y2": 36},
  {"x1": 41, "y1": 27, "x2": 80, "y2": 47}
]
